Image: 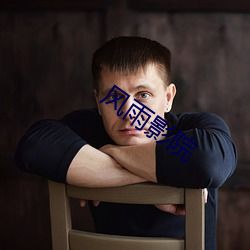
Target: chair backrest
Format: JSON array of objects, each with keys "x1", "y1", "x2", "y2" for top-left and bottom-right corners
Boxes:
[{"x1": 48, "y1": 181, "x2": 204, "y2": 250}]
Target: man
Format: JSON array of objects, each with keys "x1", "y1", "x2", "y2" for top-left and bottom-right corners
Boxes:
[{"x1": 15, "y1": 36, "x2": 237, "y2": 250}]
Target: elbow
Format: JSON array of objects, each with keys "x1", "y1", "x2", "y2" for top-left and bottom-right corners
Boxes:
[
  {"x1": 193, "y1": 133, "x2": 237, "y2": 188},
  {"x1": 195, "y1": 150, "x2": 237, "y2": 188},
  {"x1": 197, "y1": 164, "x2": 225, "y2": 188}
]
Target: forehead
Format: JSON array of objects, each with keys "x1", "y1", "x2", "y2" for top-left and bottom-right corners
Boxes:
[{"x1": 98, "y1": 63, "x2": 166, "y2": 91}]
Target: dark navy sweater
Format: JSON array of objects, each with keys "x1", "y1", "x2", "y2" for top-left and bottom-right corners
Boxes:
[{"x1": 14, "y1": 109, "x2": 237, "y2": 250}]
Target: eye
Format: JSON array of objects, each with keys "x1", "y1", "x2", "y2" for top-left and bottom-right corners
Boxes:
[
  {"x1": 108, "y1": 92, "x2": 124, "y2": 101},
  {"x1": 138, "y1": 92, "x2": 150, "y2": 99}
]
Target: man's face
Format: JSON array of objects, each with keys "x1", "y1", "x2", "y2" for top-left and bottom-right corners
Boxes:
[{"x1": 95, "y1": 64, "x2": 176, "y2": 146}]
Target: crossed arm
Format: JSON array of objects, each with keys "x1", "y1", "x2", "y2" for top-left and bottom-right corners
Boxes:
[
  {"x1": 15, "y1": 111, "x2": 235, "y2": 189},
  {"x1": 66, "y1": 142, "x2": 206, "y2": 215},
  {"x1": 16, "y1": 113, "x2": 233, "y2": 213},
  {"x1": 99, "y1": 142, "x2": 157, "y2": 182},
  {"x1": 66, "y1": 144, "x2": 148, "y2": 188}
]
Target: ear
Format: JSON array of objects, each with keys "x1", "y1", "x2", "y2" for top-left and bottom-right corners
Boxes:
[
  {"x1": 165, "y1": 83, "x2": 176, "y2": 112},
  {"x1": 94, "y1": 89, "x2": 102, "y2": 116}
]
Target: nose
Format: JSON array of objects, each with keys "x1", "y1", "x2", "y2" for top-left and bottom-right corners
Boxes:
[{"x1": 119, "y1": 98, "x2": 135, "y2": 121}]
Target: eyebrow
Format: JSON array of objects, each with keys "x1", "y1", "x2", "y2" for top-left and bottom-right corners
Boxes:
[
  {"x1": 100, "y1": 83, "x2": 155, "y2": 97},
  {"x1": 100, "y1": 87, "x2": 125, "y2": 98},
  {"x1": 134, "y1": 84, "x2": 155, "y2": 91},
  {"x1": 101, "y1": 88, "x2": 112, "y2": 96}
]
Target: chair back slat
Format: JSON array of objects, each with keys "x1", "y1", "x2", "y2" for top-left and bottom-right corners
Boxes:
[
  {"x1": 66, "y1": 183, "x2": 184, "y2": 204},
  {"x1": 69, "y1": 230, "x2": 184, "y2": 250}
]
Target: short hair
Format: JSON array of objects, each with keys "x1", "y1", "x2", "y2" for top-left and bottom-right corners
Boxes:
[{"x1": 91, "y1": 36, "x2": 171, "y2": 91}]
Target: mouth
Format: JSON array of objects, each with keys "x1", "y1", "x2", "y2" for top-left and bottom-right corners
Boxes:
[{"x1": 118, "y1": 128, "x2": 142, "y2": 135}]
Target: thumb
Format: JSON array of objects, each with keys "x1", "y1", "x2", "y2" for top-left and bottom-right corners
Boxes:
[
  {"x1": 93, "y1": 200, "x2": 100, "y2": 207},
  {"x1": 79, "y1": 199, "x2": 86, "y2": 207}
]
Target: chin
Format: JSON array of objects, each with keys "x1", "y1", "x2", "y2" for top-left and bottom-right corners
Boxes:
[{"x1": 115, "y1": 137, "x2": 151, "y2": 146}]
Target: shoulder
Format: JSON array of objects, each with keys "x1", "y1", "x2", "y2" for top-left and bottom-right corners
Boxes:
[
  {"x1": 62, "y1": 108, "x2": 103, "y2": 131},
  {"x1": 62, "y1": 108, "x2": 101, "y2": 122},
  {"x1": 167, "y1": 112, "x2": 231, "y2": 134},
  {"x1": 62, "y1": 108, "x2": 112, "y2": 147}
]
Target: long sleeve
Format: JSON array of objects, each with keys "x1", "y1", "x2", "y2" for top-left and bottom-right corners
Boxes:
[
  {"x1": 156, "y1": 112, "x2": 237, "y2": 188},
  {"x1": 14, "y1": 109, "x2": 110, "y2": 182},
  {"x1": 14, "y1": 119, "x2": 87, "y2": 182}
]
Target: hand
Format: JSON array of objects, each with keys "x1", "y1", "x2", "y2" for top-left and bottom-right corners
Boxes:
[
  {"x1": 155, "y1": 188, "x2": 208, "y2": 215},
  {"x1": 100, "y1": 143, "x2": 157, "y2": 183},
  {"x1": 79, "y1": 200, "x2": 100, "y2": 207}
]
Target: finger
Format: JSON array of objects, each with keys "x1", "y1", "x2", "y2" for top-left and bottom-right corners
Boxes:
[
  {"x1": 155, "y1": 204, "x2": 174, "y2": 213},
  {"x1": 155, "y1": 204, "x2": 185, "y2": 215},
  {"x1": 93, "y1": 200, "x2": 100, "y2": 207},
  {"x1": 175, "y1": 205, "x2": 186, "y2": 215},
  {"x1": 203, "y1": 188, "x2": 208, "y2": 203},
  {"x1": 79, "y1": 199, "x2": 86, "y2": 207}
]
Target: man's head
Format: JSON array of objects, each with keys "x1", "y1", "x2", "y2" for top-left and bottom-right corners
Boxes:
[{"x1": 92, "y1": 36, "x2": 176, "y2": 146}]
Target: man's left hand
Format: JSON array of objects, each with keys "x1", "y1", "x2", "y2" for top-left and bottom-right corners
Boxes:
[{"x1": 154, "y1": 188, "x2": 208, "y2": 215}]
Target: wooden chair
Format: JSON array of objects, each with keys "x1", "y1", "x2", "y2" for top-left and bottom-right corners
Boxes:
[{"x1": 48, "y1": 181, "x2": 205, "y2": 250}]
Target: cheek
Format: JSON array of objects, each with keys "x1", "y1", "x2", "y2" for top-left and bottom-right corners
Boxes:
[
  {"x1": 148, "y1": 99, "x2": 167, "y2": 116},
  {"x1": 100, "y1": 106, "x2": 118, "y2": 128},
  {"x1": 99, "y1": 104, "x2": 112, "y2": 117}
]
